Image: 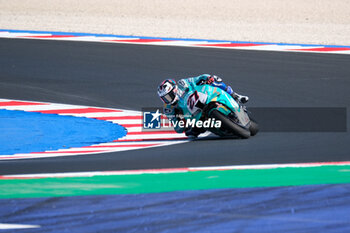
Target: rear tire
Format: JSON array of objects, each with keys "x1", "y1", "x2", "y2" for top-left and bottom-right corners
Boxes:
[{"x1": 210, "y1": 110, "x2": 250, "y2": 139}]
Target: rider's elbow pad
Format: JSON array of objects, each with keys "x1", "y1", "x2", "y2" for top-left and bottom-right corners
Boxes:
[{"x1": 226, "y1": 86, "x2": 234, "y2": 95}]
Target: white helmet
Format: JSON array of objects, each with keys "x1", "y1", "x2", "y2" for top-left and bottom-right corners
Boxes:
[{"x1": 157, "y1": 79, "x2": 178, "y2": 105}]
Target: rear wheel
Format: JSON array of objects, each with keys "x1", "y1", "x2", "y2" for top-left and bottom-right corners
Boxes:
[{"x1": 210, "y1": 109, "x2": 250, "y2": 139}]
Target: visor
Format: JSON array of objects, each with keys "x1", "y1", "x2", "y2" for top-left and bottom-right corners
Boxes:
[{"x1": 161, "y1": 91, "x2": 176, "y2": 104}]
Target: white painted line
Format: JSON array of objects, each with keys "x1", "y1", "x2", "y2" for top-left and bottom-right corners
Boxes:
[
  {"x1": 0, "y1": 32, "x2": 47, "y2": 37},
  {"x1": 73, "y1": 111, "x2": 141, "y2": 118},
  {"x1": 125, "y1": 127, "x2": 176, "y2": 133},
  {"x1": 110, "y1": 119, "x2": 142, "y2": 125},
  {"x1": 189, "y1": 161, "x2": 350, "y2": 171},
  {"x1": 0, "y1": 223, "x2": 41, "y2": 229},
  {"x1": 0, "y1": 104, "x2": 87, "y2": 111},
  {"x1": 121, "y1": 133, "x2": 185, "y2": 140}
]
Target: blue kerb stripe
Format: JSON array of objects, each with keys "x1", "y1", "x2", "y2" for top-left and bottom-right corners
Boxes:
[
  {"x1": 0, "y1": 109, "x2": 127, "y2": 155},
  {"x1": 1, "y1": 28, "x2": 349, "y2": 48}
]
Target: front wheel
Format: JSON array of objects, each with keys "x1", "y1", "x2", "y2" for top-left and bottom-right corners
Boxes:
[
  {"x1": 249, "y1": 119, "x2": 259, "y2": 136},
  {"x1": 210, "y1": 109, "x2": 250, "y2": 139}
]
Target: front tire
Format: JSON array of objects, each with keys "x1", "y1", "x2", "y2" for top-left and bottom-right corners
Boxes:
[
  {"x1": 249, "y1": 119, "x2": 259, "y2": 136},
  {"x1": 210, "y1": 110, "x2": 250, "y2": 139}
]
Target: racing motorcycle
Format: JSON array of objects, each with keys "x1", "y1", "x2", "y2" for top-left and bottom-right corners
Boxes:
[{"x1": 179, "y1": 83, "x2": 259, "y2": 139}]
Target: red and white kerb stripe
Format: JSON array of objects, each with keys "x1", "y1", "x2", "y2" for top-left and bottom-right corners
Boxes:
[
  {"x1": 1, "y1": 30, "x2": 350, "y2": 54},
  {"x1": 0, "y1": 99, "x2": 188, "y2": 160}
]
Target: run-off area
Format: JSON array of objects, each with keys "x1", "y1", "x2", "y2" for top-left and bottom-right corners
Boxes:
[{"x1": 1, "y1": 183, "x2": 350, "y2": 232}]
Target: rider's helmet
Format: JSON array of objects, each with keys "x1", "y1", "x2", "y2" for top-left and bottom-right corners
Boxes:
[{"x1": 157, "y1": 79, "x2": 178, "y2": 105}]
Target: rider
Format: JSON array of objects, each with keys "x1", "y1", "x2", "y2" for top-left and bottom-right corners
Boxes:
[{"x1": 157, "y1": 74, "x2": 249, "y2": 137}]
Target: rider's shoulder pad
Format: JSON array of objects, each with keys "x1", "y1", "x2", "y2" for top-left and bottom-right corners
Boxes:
[
  {"x1": 178, "y1": 79, "x2": 188, "y2": 88},
  {"x1": 212, "y1": 75, "x2": 222, "y2": 82}
]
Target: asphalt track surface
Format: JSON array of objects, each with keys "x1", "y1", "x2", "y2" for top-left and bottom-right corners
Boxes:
[{"x1": 0, "y1": 38, "x2": 349, "y2": 175}]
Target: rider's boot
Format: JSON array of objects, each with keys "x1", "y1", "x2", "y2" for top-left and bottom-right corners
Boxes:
[
  {"x1": 185, "y1": 126, "x2": 206, "y2": 138},
  {"x1": 231, "y1": 92, "x2": 249, "y2": 104}
]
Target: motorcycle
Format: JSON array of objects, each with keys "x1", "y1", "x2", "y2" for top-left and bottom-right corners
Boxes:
[{"x1": 178, "y1": 82, "x2": 259, "y2": 139}]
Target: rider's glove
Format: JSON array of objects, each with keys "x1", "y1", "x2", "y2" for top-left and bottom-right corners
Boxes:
[
  {"x1": 207, "y1": 75, "x2": 222, "y2": 84},
  {"x1": 207, "y1": 77, "x2": 215, "y2": 84}
]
